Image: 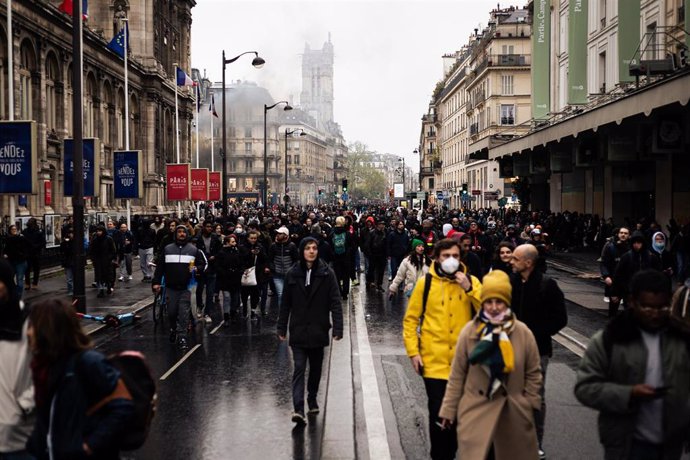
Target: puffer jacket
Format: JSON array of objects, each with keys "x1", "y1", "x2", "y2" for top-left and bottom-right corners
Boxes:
[
  {"x1": 269, "y1": 241, "x2": 298, "y2": 277},
  {"x1": 402, "y1": 262, "x2": 482, "y2": 380},
  {"x1": 575, "y1": 310, "x2": 690, "y2": 459},
  {"x1": 389, "y1": 256, "x2": 429, "y2": 294}
]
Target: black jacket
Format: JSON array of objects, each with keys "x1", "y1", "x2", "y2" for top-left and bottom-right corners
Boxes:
[
  {"x1": 510, "y1": 271, "x2": 568, "y2": 356},
  {"x1": 3, "y1": 234, "x2": 31, "y2": 264},
  {"x1": 612, "y1": 249, "x2": 661, "y2": 298},
  {"x1": 215, "y1": 246, "x2": 243, "y2": 291},
  {"x1": 135, "y1": 222, "x2": 156, "y2": 250},
  {"x1": 366, "y1": 229, "x2": 387, "y2": 257},
  {"x1": 152, "y1": 241, "x2": 207, "y2": 290},
  {"x1": 269, "y1": 241, "x2": 298, "y2": 277},
  {"x1": 600, "y1": 240, "x2": 629, "y2": 278},
  {"x1": 194, "y1": 232, "x2": 223, "y2": 274},
  {"x1": 277, "y1": 258, "x2": 343, "y2": 348},
  {"x1": 22, "y1": 226, "x2": 45, "y2": 255},
  {"x1": 386, "y1": 229, "x2": 410, "y2": 259}
]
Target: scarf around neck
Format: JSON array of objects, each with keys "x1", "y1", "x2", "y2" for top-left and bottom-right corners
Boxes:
[{"x1": 468, "y1": 309, "x2": 516, "y2": 398}]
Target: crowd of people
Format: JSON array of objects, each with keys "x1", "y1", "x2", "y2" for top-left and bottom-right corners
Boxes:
[{"x1": 1, "y1": 202, "x2": 689, "y2": 459}]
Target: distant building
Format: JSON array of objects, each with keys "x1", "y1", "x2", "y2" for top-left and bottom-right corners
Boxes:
[{"x1": 300, "y1": 35, "x2": 334, "y2": 128}]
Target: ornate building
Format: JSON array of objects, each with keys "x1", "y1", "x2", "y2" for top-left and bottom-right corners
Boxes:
[{"x1": 0, "y1": 0, "x2": 196, "y2": 220}]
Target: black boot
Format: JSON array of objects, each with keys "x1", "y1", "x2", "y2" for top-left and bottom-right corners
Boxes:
[
  {"x1": 223, "y1": 313, "x2": 230, "y2": 327},
  {"x1": 97, "y1": 289, "x2": 105, "y2": 298}
]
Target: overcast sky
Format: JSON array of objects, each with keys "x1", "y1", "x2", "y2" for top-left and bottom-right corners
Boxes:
[{"x1": 191, "y1": 0, "x2": 508, "y2": 171}]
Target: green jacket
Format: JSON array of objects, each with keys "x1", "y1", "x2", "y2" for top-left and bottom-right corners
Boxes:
[{"x1": 574, "y1": 310, "x2": 690, "y2": 460}]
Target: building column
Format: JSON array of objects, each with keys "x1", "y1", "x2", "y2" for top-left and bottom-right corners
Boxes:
[
  {"x1": 549, "y1": 173, "x2": 562, "y2": 212},
  {"x1": 604, "y1": 165, "x2": 613, "y2": 219},
  {"x1": 656, "y1": 157, "x2": 672, "y2": 227}
]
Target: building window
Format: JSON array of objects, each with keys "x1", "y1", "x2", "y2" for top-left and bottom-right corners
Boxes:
[
  {"x1": 500, "y1": 75, "x2": 514, "y2": 95},
  {"x1": 599, "y1": 0, "x2": 607, "y2": 28},
  {"x1": 287, "y1": 155, "x2": 292, "y2": 164},
  {"x1": 245, "y1": 160, "x2": 253, "y2": 171},
  {"x1": 229, "y1": 142, "x2": 236, "y2": 154},
  {"x1": 646, "y1": 23, "x2": 657, "y2": 60},
  {"x1": 598, "y1": 51, "x2": 606, "y2": 93},
  {"x1": 500, "y1": 105, "x2": 515, "y2": 125},
  {"x1": 294, "y1": 155, "x2": 300, "y2": 165},
  {"x1": 244, "y1": 142, "x2": 251, "y2": 154},
  {"x1": 19, "y1": 48, "x2": 33, "y2": 120},
  {"x1": 244, "y1": 177, "x2": 253, "y2": 190},
  {"x1": 244, "y1": 126, "x2": 252, "y2": 138},
  {"x1": 229, "y1": 178, "x2": 237, "y2": 191}
]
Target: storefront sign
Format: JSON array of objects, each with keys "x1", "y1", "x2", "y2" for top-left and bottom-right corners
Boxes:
[
  {"x1": 166, "y1": 163, "x2": 190, "y2": 201},
  {"x1": 618, "y1": 0, "x2": 640, "y2": 83},
  {"x1": 64, "y1": 138, "x2": 100, "y2": 197},
  {"x1": 532, "y1": 0, "x2": 551, "y2": 119},
  {"x1": 114, "y1": 150, "x2": 143, "y2": 199},
  {"x1": 568, "y1": 0, "x2": 588, "y2": 104},
  {"x1": 208, "y1": 171, "x2": 221, "y2": 201},
  {"x1": 0, "y1": 121, "x2": 37, "y2": 194},
  {"x1": 191, "y1": 168, "x2": 209, "y2": 201}
]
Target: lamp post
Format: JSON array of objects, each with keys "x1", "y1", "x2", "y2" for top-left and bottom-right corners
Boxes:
[
  {"x1": 284, "y1": 128, "x2": 305, "y2": 211},
  {"x1": 413, "y1": 148, "x2": 421, "y2": 192},
  {"x1": 263, "y1": 101, "x2": 292, "y2": 207},
  {"x1": 221, "y1": 50, "x2": 264, "y2": 216},
  {"x1": 398, "y1": 157, "x2": 406, "y2": 199}
]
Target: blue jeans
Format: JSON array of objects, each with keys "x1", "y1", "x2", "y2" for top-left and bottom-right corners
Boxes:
[
  {"x1": 12, "y1": 261, "x2": 27, "y2": 299},
  {"x1": 221, "y1": 289, "x2": 240, "y2": 315},
  {"x1": 65, "y1": 267, "x2": 74, "y2": 293},
  {"x1": 273, "y1": 276, "x2": 285, "y2": 307}
]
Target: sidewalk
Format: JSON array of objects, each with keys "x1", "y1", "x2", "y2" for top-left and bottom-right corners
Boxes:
[{"x1": 23, "y1": 259, "x2": 154, "y2": 335}]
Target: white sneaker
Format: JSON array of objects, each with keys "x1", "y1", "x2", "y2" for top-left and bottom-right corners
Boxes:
[
  {"x1": 203, "y1": 315, "x2": 212, "y2": 324},
  {"x1": 539, "y1": 448, "x2": 546, "y2": 459},
  {"x1": 603, "y1": 297, "x2": 610, "y2": 303},
  {"x1": 118, "y1": 276, "x2": 124, "y2": 282},
  {"x1": 128, "y1": 275, "x2": 133, "y2": 281}
]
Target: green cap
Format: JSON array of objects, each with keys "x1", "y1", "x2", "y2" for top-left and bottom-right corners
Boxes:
[{"x1": 411, "y1": 238, "x2": 425, "y2": 250}]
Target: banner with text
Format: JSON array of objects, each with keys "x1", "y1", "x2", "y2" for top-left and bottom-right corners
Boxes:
[
  {"x1": 64, "y1": 138, "x2": 100, "y2": 197},
  {"x1": 531, "y1": 0, "x2": 551, "y2": 119},
  {"x1": 568, "y1": 0, "x2": 588, "y2": 104},
  {"x1": 618, "y1": 0, "x2": 640, "y2": 83},
  {"x1": 0, "y1": 121, "x2": 37, "y2": 194},
  {"x1": 114, "y1": 150, "x2": 142, "y2": 199},
  {"x1": 166, "y1": 163, "x2": 190, "y2": 201},
  {"x1": 208, "y1": 171, "x2": 221, "y2": 201},
  {"x1": 191, "y1": 168, "x2": 209, "y2": 201}
]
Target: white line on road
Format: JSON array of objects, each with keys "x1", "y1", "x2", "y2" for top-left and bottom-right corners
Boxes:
[
  {"x1": 209, "y1": 321, "x2": 224, "y2": 335},
  {"x1": 554, "y1": 327, "x2": 590, "y2": 358},
  {"x1": 159, "y1": 344, "x2": 201, "y2": 381},
  {"x1": 353, "y1": 289, "x2": 392, "y2": 460}
]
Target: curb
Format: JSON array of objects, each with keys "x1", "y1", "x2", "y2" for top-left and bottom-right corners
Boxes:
[{"x1": 86, "y1": 295, "x2": 155, "y2": 336}]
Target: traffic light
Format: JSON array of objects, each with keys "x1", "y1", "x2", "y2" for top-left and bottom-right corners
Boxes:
[
  {"x1": 461, "y1": 183, "x2": 468, "y2": 195},
  {"x1": 342, "y1": 179, "x2": 348, "y2": 192}
]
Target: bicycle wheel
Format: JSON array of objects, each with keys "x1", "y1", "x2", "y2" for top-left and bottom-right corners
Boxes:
[{"x1": 152, "y1": 291, "x2": 162, "y2": 324}]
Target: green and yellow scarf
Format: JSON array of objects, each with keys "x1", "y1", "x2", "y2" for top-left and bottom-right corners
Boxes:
[{"x1": 468, "y1": 309, "x2": 516, "y2": 398}]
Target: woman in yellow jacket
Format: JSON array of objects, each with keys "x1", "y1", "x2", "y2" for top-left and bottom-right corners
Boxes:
[{"x1": 403, "y1": 238, "x2": 482, "y2": 460}]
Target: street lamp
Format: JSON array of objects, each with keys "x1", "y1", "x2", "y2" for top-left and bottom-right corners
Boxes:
[
  {"x1": 413, "y1": 148, "x2": 421, "y2": 192},
  {"x1": 284, "y1": 128, "x2": 305, "y2": 211},
  {"x1": 398, "y1": 157, "x2": 406, "y2": 197},
  {"x1": 221, "y1": 50, "x2": 264, "y2": 216},
  {"x1": 264, "y1": 101, "x2": 292, "y2": 207}
]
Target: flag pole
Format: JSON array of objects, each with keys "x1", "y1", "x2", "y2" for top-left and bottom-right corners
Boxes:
[
  {"x1": 195, "y1": 82, "x2": 200, "y2": 220},
  {"x1": 123, "y1": 18, "x2": 131, "y2": 229},
  {"x1": 7, "y1": 0, "x2": 15, "y2": 226},
  {"x1": 174, "y1": 64, "x2": 181, "y2": 217},
  {"x1": 210, "y1": 94, "x2": 214, "y2": 172}
]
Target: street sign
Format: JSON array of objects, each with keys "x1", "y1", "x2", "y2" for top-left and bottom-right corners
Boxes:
[
  {"x1": 341, "y1": 193, "x2": 349, "y2": 201},
  {"x1": 394, "y1": 183, "x2": 404, "y2": 198},
  {"x1": 416, "y1": 191, "x2": 426, "y2": 200},
  {"x1": 436, "y1": 191, "x2": 444, "y2": 199},
  {"x1": 498, "y1": 197, "x2": 508, "y2": 207},
  {"x1": 471, "y1": 189, "x2": 481, "y2": 196}
]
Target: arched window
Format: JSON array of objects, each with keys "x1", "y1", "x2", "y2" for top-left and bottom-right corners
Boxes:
[
  {"x1": 45, "y1": 53, "x2": 60, "y2": 132},
  {"x1": 84, "y1": 74, "x2": 97, "y2": 138},
  {"x1": 19, "y1": 40, "x2": 36, "y2": 120},
  {"x1": 102, "y1": 81, "x2": 113, "y2": 146}
]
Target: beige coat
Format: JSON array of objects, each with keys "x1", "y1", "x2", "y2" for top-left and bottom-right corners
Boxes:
[{"x1": 439, "y1": 317, "x2": 542, "y2": 460}]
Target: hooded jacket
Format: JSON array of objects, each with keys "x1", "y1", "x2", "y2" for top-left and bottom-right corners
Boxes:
[
  {"x1": 651, "y1": 231, "x2": 675, "y2": 275},
  {"x1": 612, "y1": 232, "x2": 661, "y2": 298},
  {"x1": 402, "y1": 262, "x2": 482, "y2": 380},
  {"x1": 152, "y1": 227, "x2": 208, "y2": 290},
  {"x1": 277, "y1": 237, "x2": 343, "y2": 348}
]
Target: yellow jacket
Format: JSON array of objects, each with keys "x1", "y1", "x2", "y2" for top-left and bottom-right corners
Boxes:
[{"x1": 402, "y1": 262, "x2": 482, "y2": 380}]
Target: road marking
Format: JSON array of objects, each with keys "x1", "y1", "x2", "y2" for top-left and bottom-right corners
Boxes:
[
  {"x1": 554, "y1": 327, "x2": 590, "y2": 358},
  {"x1": 353, "y1": 288, "x2": 392, "y2": 460},
  {"x1": 159, "y1": 344, "x2": 201, "y2": 381},
  {"x1": 210, "y1": 321, "x2": 224, "y2": 335}
]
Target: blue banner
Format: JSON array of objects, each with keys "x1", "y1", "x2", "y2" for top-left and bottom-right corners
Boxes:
[
  {"x1": 0, "y1": 121, "x2": 37, "y2": 194},
  {"x1": 64, "y1": 138, "x2": 99, "y2": 197},
  {"x1": 114, "y1": 150, "x2": 142, "y2": 199}
]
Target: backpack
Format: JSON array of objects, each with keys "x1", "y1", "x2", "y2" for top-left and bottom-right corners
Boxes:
[
  {"x1": 333, "y1": 232, "x2": 347, "y2": 255},
  {"x1": 89, "y1": 351, "x2": 157, "y2": 451},
  {"x1": 418, "y1": 272, "x2": 476, "y2": 330}
]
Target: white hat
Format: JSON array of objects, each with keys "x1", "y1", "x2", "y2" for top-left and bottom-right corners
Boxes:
[
  {"x1": 442, "y1": 223, "x2": 453, "y2": 237},
  {"x1": 276, "y1": 226, "x2": 289, "y2": 236}
]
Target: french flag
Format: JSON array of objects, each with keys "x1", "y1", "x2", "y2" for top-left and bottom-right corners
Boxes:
[
  {"x1": 176, "y1": 68, "x2": 196, "y2": 87},
  {"x1": 59, "y1": 0, "x2": 88, "y2": 20}
]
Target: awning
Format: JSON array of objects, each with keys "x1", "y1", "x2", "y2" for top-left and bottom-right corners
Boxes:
[{"x1": 489, "y1": 71, "x2": 690, "y2": 159}]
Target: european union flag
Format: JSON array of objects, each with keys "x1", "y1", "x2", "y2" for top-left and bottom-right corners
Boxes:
[{"x1": 107, "y1": 23, "x2": 129, "y2": 59}]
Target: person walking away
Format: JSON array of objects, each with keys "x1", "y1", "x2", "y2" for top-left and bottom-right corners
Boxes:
[
  {"x1": 240, "y1": 230, "x2": 268, "y2": 320},
  {"x1": 510, "y1": 244, "x2": 567, "y2": 459},
  {"x1": 359, "y1": 216, "x2": 375, "y2": 277},
  {"x1": 114, "y1": 223, "x2": 135, "y2": 282},
  {"x1": 402, "y1": 238, "x2": 482, "y2": 460},
  {"x1": 152, "y1": 225, "x2": 207, "y2": 349},
  {"x1": 0, "y1": 259, "x2": 34, "y2": 459},
  {"x1": 269, "y1": 227, "x2": 298, "y2": 307},
  {"x1": 575, "y1": 270, "x2": 690, "y2": 460},
  {"x1": 277, "y1": 237, "x2": 343, "y2": 425},
  {"x1": 600, "y1": 227, "x2": 630, "y2": 317},
  {"x1": 329, "y1": 217, "x2": 355, "y2": 300},
  {"x1": 439, "y1": 270, "x2": 542, "y2": 460},
  {"x1": 59, "y1": 227, "x2": 76, "y2": 295},
  {"x1": 26, "y1": 299, "x2": 134, "y2": 460},
  {"x1": 136, "y1": 218, "x2": 156, "y2": 282},
  {"x1": 388, "y1": 239, "x2": 430, "y2": 298},
  {"x1": 366, "y1": 220, "x2": 388, "y2": 291},
  {"x1": 2, "y1": 226, "x2": 31, "y2": 300},
  {"x1": 88, "y1": 224, "x2": 117, "y2": 298},
  {"x1": 193, "y1": 220, "x2": 222, "y2": 324},
  {"x1": 612, "y1": 231, "x2": 662, "y2": 309},
  {"x1": 387, "y1": 221, "x2": 410, "y2": 283},
  {"x1": 215, "y1": 234, "x2": 243, "y2": 325},
  {"x1": 21, "y1": 218, "x2": 45, "y2": 291}
]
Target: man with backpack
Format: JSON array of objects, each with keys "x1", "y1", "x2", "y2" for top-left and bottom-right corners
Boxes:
[
  {"x1": 402, "y1": 238, "x2": 482, "y2": 460},
  {"x1": 575, "y1": 269, "x2": 690, "y2": 460},
  {"x1": 329, "y1": 216, "x2": 355, "y2": 300},
  {"x1": 510, "y1": 243, "x2": 567, "y2": 459}
]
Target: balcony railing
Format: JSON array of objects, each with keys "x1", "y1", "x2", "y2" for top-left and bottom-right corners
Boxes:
[
  {"x1": 500, "y1": 117, "x2": 515, "y2": 125},
  {"x1": 420, "y1": 166, "x2": 434, "y2": 176},
  {"x1": 487, "y1": 54, "x2": 530, "y2": 67},
  {"x1": 469, "y1": 123, "x2": 479, "y2": 135},
  {"x1": 426, "y1": 130, "x2": 436, "y2": 138}
]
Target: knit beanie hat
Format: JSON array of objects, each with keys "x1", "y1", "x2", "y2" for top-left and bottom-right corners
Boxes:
[
  {"x1": 411, "y1": 238, "x2": 424, "y2": 250},
  {"x1": 481, "y1": 270, "x2": 512, "y2": 306},
  {"x1": 442, "y1": 223, "x2": 453, "y2": 237}
]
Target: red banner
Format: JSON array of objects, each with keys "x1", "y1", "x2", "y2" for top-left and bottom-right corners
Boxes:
[
  {"x1": 208, "y1": 171, "x2": 221, "y2": 201},
  {"x1": 44, "y1": 180, "x2": 52, "y2": 206},
  {"x1": 191, "y1": 168, "x2": 209, "y2": 201},
  {"x1": 166, "y1": 163, "x2": 190, "y2": 201}
]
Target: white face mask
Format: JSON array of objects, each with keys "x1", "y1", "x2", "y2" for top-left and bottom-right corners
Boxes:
[{"x1": 440, "y1": 257, "x2": 460, "y2": 274}]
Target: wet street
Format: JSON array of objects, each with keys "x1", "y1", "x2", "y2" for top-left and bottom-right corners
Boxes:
[{"x1": 94, "y1": 263, "x2": 622, "y2": 459}]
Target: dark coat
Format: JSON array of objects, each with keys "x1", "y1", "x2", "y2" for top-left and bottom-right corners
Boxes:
[
  {"x1": 612, "y1": 249, "x2": 661, "y2": 298},
  {"x1": 462, "y1": 251, "x2": 484, "y2": 281},
  {"x1": 3, "y1": 234, "x2": 31, "y2": 265},
  {"x1": 21, "y1": 226, "x2": 45, "y2": 255},
  {"x1": 386, "y1": 229, "x2": 410, "y2": 259},
  {"x1": 215, "y1": 246, "x2": 243, "y2": 291},
  {"x1": 239, "y1": 242, "x2": 269, "y2": 283},
  {"x1": 277, "y1": 258, "x2": 343, "y2": 348},
  {"x1": 194, "y1": 232, "x2": 223, "y2": 274},
  {"x1": 366, "y1": 229, "x2": 387, "y2": 257},
  {"x1": 510, "y1": 271, "x2": 568, "y2": 356}
]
